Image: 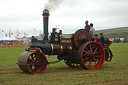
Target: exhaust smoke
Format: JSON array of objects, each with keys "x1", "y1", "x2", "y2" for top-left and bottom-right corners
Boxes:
[{"x1": 44, "y1": 0, "x2": 63, "y2": 12}]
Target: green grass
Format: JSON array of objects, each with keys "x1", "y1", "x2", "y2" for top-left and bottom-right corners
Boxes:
[
  {"x1": 0, "y1": 44, "x2": 128, "y2": 85},
  {"x1": 95, "y1": 27, "x2": 128, "y2": 38}
]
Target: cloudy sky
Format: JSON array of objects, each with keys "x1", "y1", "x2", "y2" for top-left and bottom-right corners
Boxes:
[{"x1": 0, "y1": 0, "x2": 128, "y2": 37}]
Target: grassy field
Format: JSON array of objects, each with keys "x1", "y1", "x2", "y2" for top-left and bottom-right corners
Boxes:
[
  {"x1": 95, "y1": 27, "x2": 128, "y2": 38},
  {"x1": 0, "y1": 43, "x2": 128, "y2": 85}
]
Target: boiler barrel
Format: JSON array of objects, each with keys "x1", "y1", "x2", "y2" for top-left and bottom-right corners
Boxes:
[{"x1": 50, "y1": 44, "x2": 72, "y2": 55}]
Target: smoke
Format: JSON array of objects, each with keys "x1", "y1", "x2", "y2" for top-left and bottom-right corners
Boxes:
[{"x1": 44, "y1": 0, "x2": 63, "y2": 12}]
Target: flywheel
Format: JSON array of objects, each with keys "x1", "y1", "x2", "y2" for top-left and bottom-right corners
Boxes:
[{"x1": 73, "y1": 29, "x2": 91, "y2": 48}]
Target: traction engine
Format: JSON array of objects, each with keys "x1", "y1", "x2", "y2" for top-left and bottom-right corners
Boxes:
[{"x1": 17, "y1": 9, "x2": 113, "y2": 74}]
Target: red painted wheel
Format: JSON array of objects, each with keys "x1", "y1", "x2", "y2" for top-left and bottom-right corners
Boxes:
[
  {"x1": 18, "y1": 51, "x2": 47, "y2": 74},
  {"x1": 107, "y1": 48, "x2": 113, "y2": 62},
  {"x1": 73, "y1": 29, "x2": 91, "y2": 48},
  {"x1": 77, "y1": 41, "x2": 105, "y2": 70}
]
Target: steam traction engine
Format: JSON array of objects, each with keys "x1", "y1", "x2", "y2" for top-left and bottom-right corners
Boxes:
[{"x1": 17, "y1": 9, "x2": 113, "y2": 74}]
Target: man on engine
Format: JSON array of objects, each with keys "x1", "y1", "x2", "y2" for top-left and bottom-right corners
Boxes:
[
  {"x1": 89, "y1": 23, "x2": 95, "y2": 41},
  {"x1": 84, "y1": 20, "x2": 90, "y2": 32}
]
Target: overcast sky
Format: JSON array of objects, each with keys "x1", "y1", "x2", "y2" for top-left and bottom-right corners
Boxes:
[{"x1": 0, "y1": 0, "x2": 128, "y2": 37}]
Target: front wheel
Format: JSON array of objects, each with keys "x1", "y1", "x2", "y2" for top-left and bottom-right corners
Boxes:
[{"x1": 18, "y1": 51, "x2": 47, "y2": 74}]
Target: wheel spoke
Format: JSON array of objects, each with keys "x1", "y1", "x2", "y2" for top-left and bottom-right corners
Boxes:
[
  {"x1": 94, "y1": 48, "x2": 97, "y2": 54},
  {"x1": 38, "y1": 57, "x2": 43, "y2": 62},
  {"x1": 88, "y1": 59, "x2": 92, "y2": 67},
  {"x1": 94, "y1": 58, "x2": 99, "y2": 64},
  {"x1": 91, "y1": 44, "x2": 95, "y2": 52},
  {"x1": 28, "y1": 57, "x2": 35, "y2": 62},
  {"x1": 85, "y1": 47, "x2": 89, "y2": 52},
  {"x1": 94, "y1": 58, "x2": 98, "y2": 61},
  {"x1": 94, "y1": 59, "x2": 97, "y2": 65},
  {"x1": 84, "y1": 60, "x2": 88, "y2": 64},
  {"x1": 83, "y1": 50, "x2": 89, "y2": 54},
  {"x1": 83, "y1": 57, "x2": 88, "y2": 61},
  {"x1": 90, "y1": 62, "x2": 92, "y2": 67},
  {"x1": 89, "y1": 44, "x2": 92, "y2": 53},
  {"x1": 88, "y1": 62, "x2": 91, "y2": 67},
  {"x1": 95, "y1": 51, "x2": 100, "y2": 54}
]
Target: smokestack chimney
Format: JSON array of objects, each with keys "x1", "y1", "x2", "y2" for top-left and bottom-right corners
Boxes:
[{"x1": 42, "y1": 9, "x2": 50, "y2": 41}]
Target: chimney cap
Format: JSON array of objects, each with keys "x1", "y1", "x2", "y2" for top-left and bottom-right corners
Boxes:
[{"x1": 43, "y1": 9, "x2": 49, "y2": 14}]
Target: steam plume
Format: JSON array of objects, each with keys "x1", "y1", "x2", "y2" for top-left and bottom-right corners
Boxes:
[{"x1": 44, "y1": 0, "x2": 63, "y2": 12}]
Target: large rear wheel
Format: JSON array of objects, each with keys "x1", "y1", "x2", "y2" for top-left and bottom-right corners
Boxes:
[{"x1": 77, "y1": 41, "x2": 105, "y2": 70}]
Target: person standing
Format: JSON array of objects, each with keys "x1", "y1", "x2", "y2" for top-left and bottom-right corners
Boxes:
[
  {"x1": 59, "y1": 29, "x2": 62, "y2": 37},
  {"x1": 84, "y1": 20, "x2": 90, "y2": 32},
  {"x1": 89, "y1": 23, "x2": 95, "y2": 41}
]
